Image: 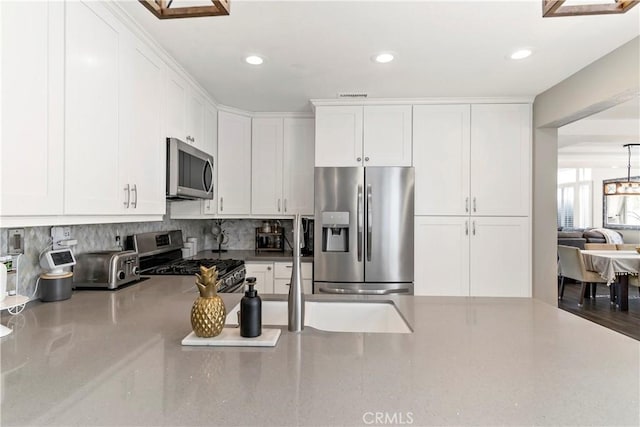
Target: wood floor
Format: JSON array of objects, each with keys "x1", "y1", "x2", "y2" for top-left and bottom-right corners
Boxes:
[{"x1": 558, "y1": 280, "x2": 640, "y2": 341}]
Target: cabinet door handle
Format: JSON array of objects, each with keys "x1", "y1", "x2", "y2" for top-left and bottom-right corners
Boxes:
[
  {"x1": 465, "y1": 197, "x2": 469, "y2": 213},
  {"x1": 285, "y1": 265, "x2": 292, "y2": 269},
  {"x1": 472, "y1": 221, "x2": 476, "y2": 236},
  {"x1": 123, "y1": 184, "x2": 130, "y2": 208},
  {"x1": 465, "y1": 221, "x2": 468, "y2": 236},
  {"x1": 473, "y1": 197, "x2": 477, "y2": 213},
  {"x1": 220, "y1": 197, "x2": 224, "y2": 212},
  {"x1": 364, "y1": 157, "x2": 370, "y2": 162},
  {"x1": 284, "y1": 199, "x2": 287, "y2": 212},
  {"x1": 356, "y1": 157, "x2": 362, "y2": 162},
  {"x1": 131, "y1": 184, "x2": 137, "y2": 208},
  {"x1": 267, "y1": 266, "x2": 272, "y2": 271},
  {"x1": 278, "y1": 199, "x2": 281, "y2": 212}
]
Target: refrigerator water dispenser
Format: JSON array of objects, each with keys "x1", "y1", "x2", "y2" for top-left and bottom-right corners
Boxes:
[{"x1": 321, "y1": 211, "x2": 349, "y2": 252}]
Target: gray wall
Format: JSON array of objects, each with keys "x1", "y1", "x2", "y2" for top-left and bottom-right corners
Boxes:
[{"x1": 532, "y1": 36, "x2": 640, "y2": 305}]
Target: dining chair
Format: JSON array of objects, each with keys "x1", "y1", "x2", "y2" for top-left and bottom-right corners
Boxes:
[
  {"x1": 584, "y1": 243, "x2": 617, "y2": 250},
  {"x1": 616, "y1": 244, "x2": 637, "y2": 251},
  {"x1": 557, "y1": 245, "x2": 609, "y2": 305}
]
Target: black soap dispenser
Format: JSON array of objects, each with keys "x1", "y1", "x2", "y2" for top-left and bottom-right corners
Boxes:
[{"x1": 240, "y1": 277, "x2": 262, "y2": 338}]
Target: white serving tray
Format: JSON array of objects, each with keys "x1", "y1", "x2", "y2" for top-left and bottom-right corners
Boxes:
[{"x1": 181, "y1": 327, "x2": 281, "y2": 347}]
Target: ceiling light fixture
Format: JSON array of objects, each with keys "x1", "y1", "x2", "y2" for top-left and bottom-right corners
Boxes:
[
  {"x1": 542, "y1": 0, "x2": 639, "y2": 17},
  {"x1": 245, "y1": 55, "x2": 264, "y2": 65},
  {"x1": 139, "y1": 0, "x2": 230, "y2": 20},
  {"x1": 510, "y1": 49, "x2": 533, "y2": 60},
  {"x1": 605, "y1": 143, "x2": 640, "y2": 195},
  {"x1": 373, "y1": 53, "x2": 395, "y2": 64}
]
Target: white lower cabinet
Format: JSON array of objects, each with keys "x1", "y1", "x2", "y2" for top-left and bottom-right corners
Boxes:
[
  {"x1": 415, "y1": 216, "x2": 530, "y2": 297},
  {"x1": 273, "y1": 262, "x2": 313, "y2": 294},
  {"x1": 244, "y1": 262, "x2": 274, "y2": 295},
  {"x1": 244, "y1": 261, "x2": 313, "y2": 295}
]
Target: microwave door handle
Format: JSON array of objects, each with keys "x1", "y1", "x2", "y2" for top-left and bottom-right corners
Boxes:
[
  {"x1": 203, "y1": 159, "x2": 214, "y2": 194},
  {"x1": 367, "y1": 184, "x2": 372, "y2": 262},
  {"x1": 357, "y1": 184, "x2": 363, "y2": 262}
]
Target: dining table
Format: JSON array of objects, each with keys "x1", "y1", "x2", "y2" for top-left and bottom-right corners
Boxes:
[{"x1": 581, "y1": 250, "x2": 640, "y2": 311}]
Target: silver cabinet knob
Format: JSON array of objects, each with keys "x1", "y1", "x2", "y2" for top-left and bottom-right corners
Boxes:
[
  {"x1": 356, "y1": 157, "x2": 362, "y2": 162},
  {"x1": 364, "y1": 157, "x2": 369, "y2": 162}
]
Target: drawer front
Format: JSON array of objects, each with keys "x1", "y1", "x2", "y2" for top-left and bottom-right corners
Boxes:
[
  {"x1": 274, "y1": 262, "x2": 312, "y2": 279},
  {"x1": 274, "y1": 278, "x2": 313, "y2": 294}
]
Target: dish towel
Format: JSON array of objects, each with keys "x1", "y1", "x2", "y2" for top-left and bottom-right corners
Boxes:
[{"x1": 591, "y1": 228, "x2": 624, "y2": 244}]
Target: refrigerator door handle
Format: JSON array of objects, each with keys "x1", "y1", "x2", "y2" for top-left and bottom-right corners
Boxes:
[
  {"x1": 367, "y1": 184, "x2": 372, "y2": 262},
  {"x1": 317, "y1": 286, "x2": 411, "y2": 295},
  {"x1": 357, "y1": 184, "x2": 363, "y2": 262}
]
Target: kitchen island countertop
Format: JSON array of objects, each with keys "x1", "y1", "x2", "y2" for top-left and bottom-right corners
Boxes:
[{"x1": 1, "y1": 276, "x2": 638, "y2": 426}]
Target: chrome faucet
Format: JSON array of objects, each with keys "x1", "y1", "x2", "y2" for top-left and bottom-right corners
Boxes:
[{"x1": 288, "y1": 214, "x2": 305, "y2": 332}]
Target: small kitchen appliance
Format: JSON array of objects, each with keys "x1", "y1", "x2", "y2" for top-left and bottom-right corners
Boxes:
[
  {"x1": 73, "y1": 250, "x2": 140, "y2": 289},
  {"x1": 127, "y1": 230, "x2": 246, "y2": 293},
  {"x1": 39, "y1": 248, "x2": 76, "y2": 301}
]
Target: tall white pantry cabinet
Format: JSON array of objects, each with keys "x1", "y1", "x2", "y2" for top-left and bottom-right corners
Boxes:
[{"x1": 413, "y1": 104, "x2": 531, "y2": 297}]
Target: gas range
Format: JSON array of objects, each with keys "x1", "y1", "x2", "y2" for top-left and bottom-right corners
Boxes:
[{"x1": 127, "y1": 230, "x2": 246, "y2": 293}]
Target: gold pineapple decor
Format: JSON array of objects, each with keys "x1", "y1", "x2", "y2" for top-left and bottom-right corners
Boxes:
[{"x1": 191, "y1": 265, "x2": 226, "y2": 337}]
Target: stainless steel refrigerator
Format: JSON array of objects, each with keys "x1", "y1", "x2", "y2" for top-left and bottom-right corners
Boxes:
[{"x1": 313, "y1": 167, "x2": 414, "y2": 295}]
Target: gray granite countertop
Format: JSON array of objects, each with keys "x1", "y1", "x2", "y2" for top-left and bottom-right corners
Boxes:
[
  {"x1": 1, "y1": 276, "x2": 638, "y2": 426},
  {"x1": 195, "y1": 249, "x2": 313, "y2": 263}
]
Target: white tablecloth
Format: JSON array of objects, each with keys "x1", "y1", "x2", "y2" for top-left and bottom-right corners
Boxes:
[{"x1": 582, "y1": 250, "x2": 640, "y2": 284}]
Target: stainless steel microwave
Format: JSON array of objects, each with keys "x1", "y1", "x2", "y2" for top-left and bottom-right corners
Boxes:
[{"x1": 166, "y1": 137, "x2": 214, "y2": 200}]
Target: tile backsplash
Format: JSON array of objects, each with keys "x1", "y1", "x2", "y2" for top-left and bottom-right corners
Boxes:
[{"x1": 0, "y1": 216, "x2": 292, "y2": 301}]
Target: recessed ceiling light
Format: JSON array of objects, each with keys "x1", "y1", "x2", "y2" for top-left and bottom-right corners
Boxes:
[
  {"x1": 373, "y1": 53, "x2": 394, "y2": 64},
  {"x1": 245, "y1": 55, "x2": 264, "y2": 65},
  {"x1": 510, "y1": 49, "x2": 533, "y2": 60}
]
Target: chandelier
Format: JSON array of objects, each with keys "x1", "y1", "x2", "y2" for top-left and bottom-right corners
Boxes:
[
  {"x1": 139, "y1": 0, "x2": 230, "y2": 19},
  {"x1": 543, "y1": 0, "x2": 639, "y2": 17}
]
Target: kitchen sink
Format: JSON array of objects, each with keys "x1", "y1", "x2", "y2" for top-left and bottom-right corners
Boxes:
[{"x1": 226, "y1": 300, "x2": 411, "y2": 334}]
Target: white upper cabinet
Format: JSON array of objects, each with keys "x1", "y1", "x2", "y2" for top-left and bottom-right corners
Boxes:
[
  {"x1": 218, "y1": 111, "x2": 252, "y2": 215},
  {"x1": 413, "y1": 103, "x2": 530, "y2": 217},
  {"x1": 251, "y1": 117, "x2": 315, "y2": 216},
  {"x1": 363, "y1": 105, "x2": 412, "y2": 166},
  {"x1": 64, "y1": 1, "x2": 122, "y2": 215},
  {"x1": 251, "y1": 118, "x2": 284, "y2": 215},
  {"x1": 315, "y1": 105, "x2": 411, "y2": 167},
  {"x1": 0, "y1": 1, "x2": 64, "y2": 216},
  {"x1": 413, "y1": 105, "x2": 470, "y2": 216},
  {"x1": 65, "y1": 1, "x2": 165, "y2": 216},
  {"x1": 120, "y1": 35, "x2": 166, "y2": 215},
  {"x1": 470, "y1": 104, "x2": 531, "y2": 217},
  {"x1": 315, "y1": 106, "x2": 363, "y2": 167},
  {"x1": 283, "y1": 118, "x2": 315, "y2": 215},
  {"x1": 165, "y1": 68, "x2": 206, "y2": 149},
  {"x1": 187, "y1": 90, "x2": 205, "y2": 150},
  {"x1": 165, "y1": 68, "x2": 188, "y2": 142}
]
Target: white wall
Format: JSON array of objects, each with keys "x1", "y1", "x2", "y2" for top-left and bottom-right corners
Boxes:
[{"x1": 533, "y1": 37, "x2": 640, "y2": 305}]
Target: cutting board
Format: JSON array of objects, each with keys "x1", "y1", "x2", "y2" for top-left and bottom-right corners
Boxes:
[{"x1": 181, "y1": 328, "x2": 281, "y2": 347}]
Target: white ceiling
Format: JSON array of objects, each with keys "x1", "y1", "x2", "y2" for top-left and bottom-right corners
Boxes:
[
  {"x1": 118, "y1": 0, "x2": 640, "y2": 113},
  {"x1": 558, "y1": 96, "x2": 640, "y2": 168}
]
